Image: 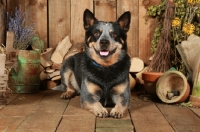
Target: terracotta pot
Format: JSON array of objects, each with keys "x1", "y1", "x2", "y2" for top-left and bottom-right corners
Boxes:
[
  {"x1": 156, "y1": 70, "x2": 190, "y2": 103},
  {"x1": 142, "y1": 72, "x2": 163, "y2": 96}
]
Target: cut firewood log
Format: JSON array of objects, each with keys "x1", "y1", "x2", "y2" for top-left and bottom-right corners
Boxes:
[
  {"x1": 48, "y1": 70, "x2": 60, "y2": 79},
  {"x1": 51, "y1": 36, "x2": 72, "y2": 64},
  {"x1": 40, "y1": 71, "x2": 50, "y2": 81},
  {"x1": 129, "y1": 57, "x2": 144, "y2": 72},
  {"x1": 40, "y1": 48, "x2": 54, "y2": 67},
  {"x1": 51, "y1": 75, "x2": 61, "y2": 81},
  {"x1": 63, "y1": 42, "x2": 84, "y2": 60},
  {"x1": 46, "y1": 67, "x2": 55, "y2": 73},
  {"x1": 40, "y1": 65, "x2": 44, "y2": 72},
  {"x1": 6, "y1": 31, "x2": 15, "y2": 52},
  {"x1": 0, "y1": 54, "x2": 6, "y2": 75},
  {"x1": 129, "y1": 67, "x2": 148, "y2": 89},
  {"x1": 41, "y1": 79, "x2": 61, "y2": 90},
  {"x1": 50, "y1": 52, "x2": 63, "y2": 64},
  {"x1": 64, "y1": 50, "x2": 79, "y2": 60},
  {"x1": 50, "y1": 63, "x2": 62, "y2": 70}
]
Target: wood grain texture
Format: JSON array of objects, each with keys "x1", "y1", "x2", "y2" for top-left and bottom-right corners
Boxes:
[
  {"x1": 0, "y1": 90, "x2": 200, "y2": 131},
  {"x1": 191, "y1": 108, "x2": 200, "y2": 117},
  {"x1": 25, "y1": 0, "x2": 48, "y2": 48},
  {"x1": 57, "y1": 96, "x2": 96, "y2": 132},
  {"x1": 117, "y1": 0, "x2": 139, "y2": 58},
  {"x1": 63, "y1": 96, "x2": 94, "y2": 117},
  {"x1": 48, "y1": 0, "x2": 70, "y2": 48},
  {"x1": 130, "y1": 95, "x2": 174, "y2": 132},
  {"x1": 157, "y1": 103, "x2": 200, "y2": 132},
  {"x1": 0, "y1": 93, "x2": 45, "y2": 132},
  {"x1": 94, "y1": 0, "x2": 116, "y2": 22},
  {"x1": 4, "y1": 0, "x2": 162, "y2": 66},
  {"x1": 14, "y1": 91, "x2": 69, "y2": 132},
  {"x1": 70, "y1": 0, "x2": 93, "y2": 45},
  {"x1": 6, "y1": 31, "x2": 15, "y2": 52},
  {"x1": 96, "y1": 112, "x2": 133, "y2": 131},
  {"x1": 57, "y1": 116, "x2": 95, "y2": 132},
  {"x1": 0, "y1": 0, "x2": 6, "y2": 45},
  {"x1": 6, "y1": 0, "x2": 25, "y2": 13},
  {"x1": 138, "y1": 0, "x2": 160, "y2": 64}
]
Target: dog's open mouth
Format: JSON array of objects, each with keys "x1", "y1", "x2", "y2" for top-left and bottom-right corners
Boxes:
[
  {"x1": 94, "y1": 48, "x2": 117, "y2": 58},
  {"x1": 100, "y1": 50, "x2": 109, "y2": 56}
]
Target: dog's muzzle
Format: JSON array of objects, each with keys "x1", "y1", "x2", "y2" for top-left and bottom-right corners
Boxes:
[
  {"x1": 99, "y1": 39, "x2": 110, "y2": 56},
  {"x1": 94, "y1": 47, "x2": 117, "y2": 58}
]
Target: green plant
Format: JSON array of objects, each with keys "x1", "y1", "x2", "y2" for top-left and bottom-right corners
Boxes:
[{"x1": 146, "y1": 0, "x2": 200, "y2": 73}]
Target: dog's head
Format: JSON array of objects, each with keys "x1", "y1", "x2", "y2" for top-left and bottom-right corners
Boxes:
[{"x1": 83, "y1": 9, "x2": 131, "y2": 67}]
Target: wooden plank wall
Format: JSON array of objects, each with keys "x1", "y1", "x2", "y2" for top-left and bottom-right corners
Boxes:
[
  {"x1": 0, "y1": 0, "x2": 6, "y2": 47},
  {"x1": 0, "y1": 0, "x2": 161, "y2": 64}
]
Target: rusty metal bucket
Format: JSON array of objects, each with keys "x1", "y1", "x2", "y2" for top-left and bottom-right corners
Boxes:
[{"x1": 9, "y1": 50, "x2": 40, "y2": 93}]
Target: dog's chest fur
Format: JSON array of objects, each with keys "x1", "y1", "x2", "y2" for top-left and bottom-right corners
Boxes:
[{"x1": 82, "y1": 53, "x2": 130, "y2": 89}]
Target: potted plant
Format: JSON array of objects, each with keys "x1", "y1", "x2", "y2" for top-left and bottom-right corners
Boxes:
[
  {"x1": 143, "y1": 0, "x2": 200, "y2": 102},
  {"x1": 7, "y1": 7, "x2": 44, "y2": 93}
]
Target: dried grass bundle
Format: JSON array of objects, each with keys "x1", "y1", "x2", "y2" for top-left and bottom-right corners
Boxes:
[{"x1": 149, "y1": 0, "x2": 175, "y2": 72}]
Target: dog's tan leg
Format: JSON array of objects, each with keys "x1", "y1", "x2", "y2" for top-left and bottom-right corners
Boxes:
[
  {"x1": 110, "y1": 82, "x2": 130, "y2": 118},
  {"x1": 110, "y1": 97, "x2": 128, "y2": 118},
  {"x1": 81, "y1": 79, "x2": 108, "y2": 117},
  {"x1": 83, "y1": 101, "x2": 108, "y2": 118},
  {"x1": 61, "y1": 70, "x2": 78, "y2": 99},
  {"x1": 61, "y1": 83, "x2": 76, "y2": 99}
]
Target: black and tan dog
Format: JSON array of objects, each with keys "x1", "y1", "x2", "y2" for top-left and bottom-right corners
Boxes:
[{"x1": 54, "y1": 9, "x2": 131, "y2": 118}]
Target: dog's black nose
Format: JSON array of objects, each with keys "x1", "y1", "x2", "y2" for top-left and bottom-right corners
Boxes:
[{"x1": 100, "y1": 39, "x2": 109, "y2": 46}]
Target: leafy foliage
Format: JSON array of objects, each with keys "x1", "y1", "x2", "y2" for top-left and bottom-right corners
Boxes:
[{"x1": 146, "y1": 0, "x2": 200, "y2": 73}]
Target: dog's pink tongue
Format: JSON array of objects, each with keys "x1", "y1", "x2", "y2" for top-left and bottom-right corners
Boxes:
[{"x1": 100, "y1": 51, "x2": 109, "y2": 56}]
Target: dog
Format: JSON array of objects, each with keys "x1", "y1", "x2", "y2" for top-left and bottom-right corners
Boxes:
[{"x1": 54, "y1": 9, "x2": 131, "y2": 118}]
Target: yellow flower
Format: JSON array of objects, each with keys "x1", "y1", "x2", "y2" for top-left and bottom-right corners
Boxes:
[
  {"x1": 188, "y1": 0, "x2": 200, "y2": 4},
  {"x1": 188, "y1": 0, "x2": 193, "y2": 4},
  {"x1": 172, "y1": 17, "x2": 181, "y2": 27},
  {"x1": 182, "y1": 23, "x2": 195, "y2": 35}
]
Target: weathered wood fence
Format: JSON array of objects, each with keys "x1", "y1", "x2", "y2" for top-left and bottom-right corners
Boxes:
[{"x1": 0, "y1": 0, "x2": 160, "y2": 64}]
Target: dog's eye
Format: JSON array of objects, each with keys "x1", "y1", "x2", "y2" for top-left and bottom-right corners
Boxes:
[
  {"x1": 94, "y1": 32, "x2": 100, "y2": 37},
  {"x1": 111, "y1": 33, "x2": 117, "y2": 38}
]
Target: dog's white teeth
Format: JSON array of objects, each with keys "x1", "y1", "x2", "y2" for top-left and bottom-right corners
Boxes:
[{"x1": 100, "y1": 51, "x2": 109, "y2": 56}]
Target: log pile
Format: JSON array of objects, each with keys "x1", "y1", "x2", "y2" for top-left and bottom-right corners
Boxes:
[{"x1": 40, "y1": 36, "x2": 83, "y2": 89}]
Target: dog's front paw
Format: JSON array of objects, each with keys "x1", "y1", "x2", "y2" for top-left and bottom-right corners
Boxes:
[
  {"x1": 110, "y1": 107, "x2": 125, "y2": 118},
  {"x1": 61, "y1": 91, "x2": 75, "y2": 99},
  {"x1": 94, "y1": 107, "x2": 108, "y2": 118}
]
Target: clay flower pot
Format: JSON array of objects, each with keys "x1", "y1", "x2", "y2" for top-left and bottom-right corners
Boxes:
[
  {"x1": 156, "y1": 70, "x2": 190, "y2": 103},
  {"x1": 142, "y1": 72, "x2": 163, "y2": 96}
]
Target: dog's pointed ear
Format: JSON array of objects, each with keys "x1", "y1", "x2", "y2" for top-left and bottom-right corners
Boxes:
[
  {"x1": 83, "y1": 9, "x2": 98, "y2": 30},
  {"x1": 117, "y1": 11, "x2": 131, "y2": 32}
]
